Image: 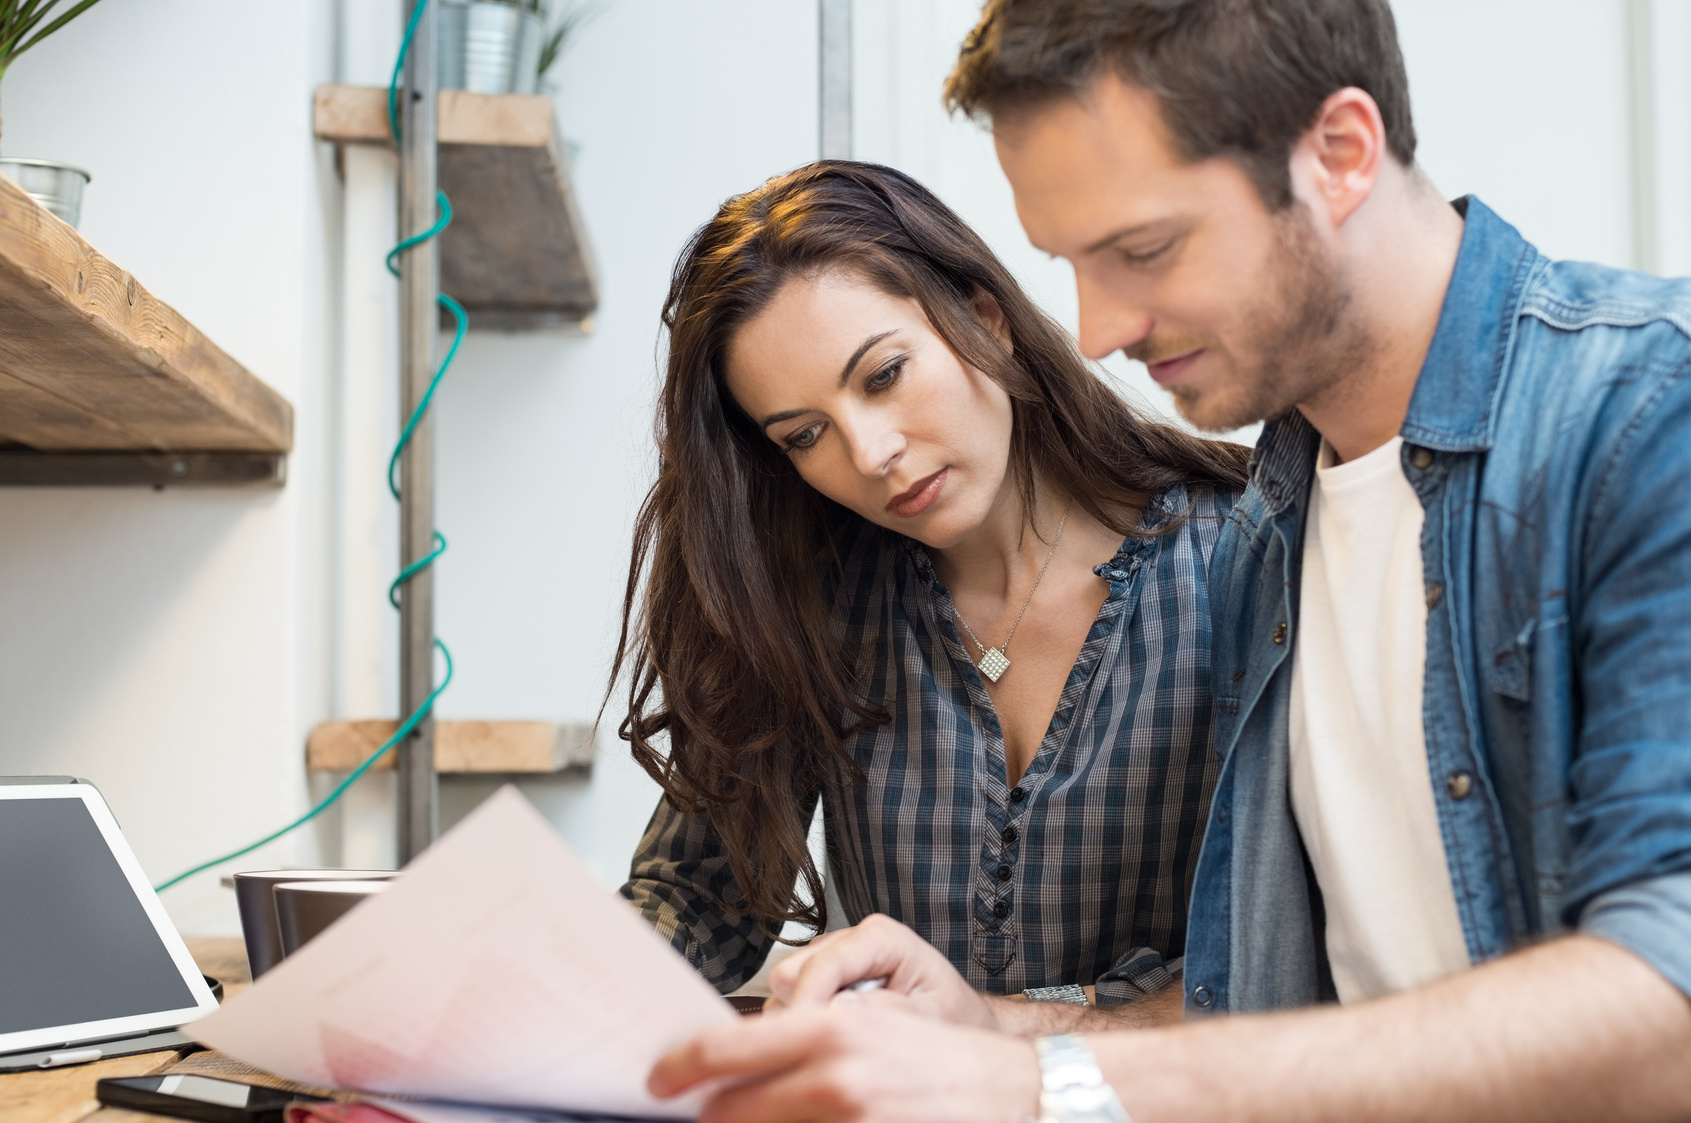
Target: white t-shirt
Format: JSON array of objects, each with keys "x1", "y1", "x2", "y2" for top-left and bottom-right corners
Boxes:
[{"x1": 1288, "y1": 436, "x2": 1472, "y2": 1003}]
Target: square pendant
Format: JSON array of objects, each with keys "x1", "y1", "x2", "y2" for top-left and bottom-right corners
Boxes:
[{"x1": 978, "y1": 647, "x2": 1010, "y2": 683}]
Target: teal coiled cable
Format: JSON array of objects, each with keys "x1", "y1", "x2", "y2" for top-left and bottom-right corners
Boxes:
[{"x1": 154, "y1": 0, "x2": 461, "y2": 892}]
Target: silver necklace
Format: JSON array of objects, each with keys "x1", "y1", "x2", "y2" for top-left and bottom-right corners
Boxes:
[{"x1": 953, "y1": 506, "x2": 1070, "y2": 684}]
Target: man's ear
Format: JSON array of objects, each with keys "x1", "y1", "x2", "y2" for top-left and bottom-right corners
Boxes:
[
  {"x1": 972, "y1": 289, "x2": 1013, "y2": 354},
  {"x1": 1288, "y1": 86, "x2": 1385, "y2": 230}
]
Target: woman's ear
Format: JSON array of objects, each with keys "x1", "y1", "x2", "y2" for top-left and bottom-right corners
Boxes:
[{"x1": 972, "y1": 290, "x2": 1013, "y2": 355}]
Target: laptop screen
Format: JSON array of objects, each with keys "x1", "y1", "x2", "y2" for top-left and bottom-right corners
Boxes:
[{"x1": 0, "y1": 794, "x2": 197, "y2": 1035}]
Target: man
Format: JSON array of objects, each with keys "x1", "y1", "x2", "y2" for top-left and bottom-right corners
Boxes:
[{"x1": 647, "y1": 1, "x2": 1691, "y2": 1120}]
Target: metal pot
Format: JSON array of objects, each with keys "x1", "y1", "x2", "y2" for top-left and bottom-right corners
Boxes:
[
  {"x1": 0, "y1": 159, "x2": 91, "y2": 228},
  {"x1": 439, "y1": 0, "x2": 543, "y2": 95}
]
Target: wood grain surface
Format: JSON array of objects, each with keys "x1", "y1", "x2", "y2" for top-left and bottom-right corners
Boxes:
[
  {"x1": 0, "y1": 177, "x2": 294, "y2": 453},
  {"x1": 314, "y1": 84, "x2": 599, "y2": 325},
  {"x1": 313, "y1": 85, "x2": 553, "y2": 148},
  {"x1": 305, "y1": 719, "x2": 595, "y2": 773}
]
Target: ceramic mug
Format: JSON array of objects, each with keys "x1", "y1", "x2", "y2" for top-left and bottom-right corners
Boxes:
[{"x1": 233, "y1": 869, "x2": 395, "y2": 978}]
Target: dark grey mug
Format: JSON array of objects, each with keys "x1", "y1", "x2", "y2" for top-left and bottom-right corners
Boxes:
[
  {"x1": 234, "y1": 869, "x2": 395, "y2": 978},
  {"x1": 274, "y1": 880, "x2": 394, "y2": 959}
]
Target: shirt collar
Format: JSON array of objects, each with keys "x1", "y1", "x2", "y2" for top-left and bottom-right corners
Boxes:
[{"x1": 1399, "y1": 195, "x2": 1538, "y2": 454}]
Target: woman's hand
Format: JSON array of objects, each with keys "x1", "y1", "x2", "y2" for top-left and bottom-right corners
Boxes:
[
  {"x1": 649, "y1": 999, "x2": 1040, "y2": 1123},
  {"x1": 765, "y1": 914, "x2": 1002, "y2": 1030}
]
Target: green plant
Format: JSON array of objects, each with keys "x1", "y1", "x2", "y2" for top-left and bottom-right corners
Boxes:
[
  {"x1": 0, "y1": 0, "x2": 105, "y2": 147},
  {"x1": 535, "y1": 0, "x2": 604, "y2": 82},
  {"x1": 471, "y1": 0, "x2": 604, "y2": 84}
]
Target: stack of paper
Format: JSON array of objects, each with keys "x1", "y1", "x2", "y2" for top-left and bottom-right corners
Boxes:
[{"x1": 192, "y1": 787, "x2": 732, "y2": 1119}]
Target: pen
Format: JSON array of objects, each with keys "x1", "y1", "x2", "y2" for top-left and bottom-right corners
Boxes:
[{"x1": 38, "y1": 1047, "x2": 102, "y2": 1068}]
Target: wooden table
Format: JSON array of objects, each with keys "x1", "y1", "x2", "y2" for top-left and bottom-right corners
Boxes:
[{"x1": 0, "y1": 938, "x2": 335, "y2": 1123}]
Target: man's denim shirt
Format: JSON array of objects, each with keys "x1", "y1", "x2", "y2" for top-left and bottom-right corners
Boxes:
[{"x1": 1186, "y1": 197, "x2": 1691, "y2": 1014}]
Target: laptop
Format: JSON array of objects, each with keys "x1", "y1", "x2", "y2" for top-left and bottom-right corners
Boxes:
[{"x1": 0, "y1": 776, "x2": 221, "y2": 1072}]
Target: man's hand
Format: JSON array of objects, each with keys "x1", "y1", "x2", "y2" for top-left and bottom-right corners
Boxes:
[
  {"x1": 650, "y1": 999, "x2": 1039, "y2": 1123},
  {"x1": 766, "y1": 913, "x2": 1001, "y2": 1030}
]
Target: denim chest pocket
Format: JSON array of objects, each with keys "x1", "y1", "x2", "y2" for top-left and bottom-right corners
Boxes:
[{"x1": 1488, "y1": 618, "x2": 1537, "y2": 702}]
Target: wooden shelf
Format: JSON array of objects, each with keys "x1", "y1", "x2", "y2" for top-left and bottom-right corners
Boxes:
[
  {"x1": 306, "y1": 719, "x2": 595, "y2": 774},
  {"x1": 313, "y1": 85, "x2": 599, "y2": 330},
  {"x1": 0, "y1": 175, "x2": 293, "y2": 482}
]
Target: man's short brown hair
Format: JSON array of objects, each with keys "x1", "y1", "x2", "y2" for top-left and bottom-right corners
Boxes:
[{"x1": 945, "y1": 0, "x2": 1417, "y2": 209}]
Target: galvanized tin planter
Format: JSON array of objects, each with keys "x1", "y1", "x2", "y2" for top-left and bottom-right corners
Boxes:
[
  {"x1": 439, "y1": 0, "x2": 543, "y2": 95},
  {"x1": 0, "y1": 158, "x2": 91, "y2": 228}
]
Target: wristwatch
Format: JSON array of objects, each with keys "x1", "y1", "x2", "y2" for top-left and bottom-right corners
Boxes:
[
  {"x1": 1023, "y1": 983, "x2": 1088, "y2": 1005},
  {"x1": 1032, "y1": 1034, "x2": 1132, "y2": 1123}
]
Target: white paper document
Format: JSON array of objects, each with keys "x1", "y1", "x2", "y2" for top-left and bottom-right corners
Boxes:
[
  {"x1": 189, "y1": 786, "x2": 733, "y2": 1119},
  {"x1": 368, "y1": 1099, "x2": 636, "y2": 1123}
]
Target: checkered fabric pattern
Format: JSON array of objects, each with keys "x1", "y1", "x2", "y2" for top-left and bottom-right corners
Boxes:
[{"x1": 622, "y1": 484, "x2": 1235, "y2": 1003}]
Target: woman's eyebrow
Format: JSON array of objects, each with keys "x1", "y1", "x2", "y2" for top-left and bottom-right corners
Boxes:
[
  {"x1": 759, "y1": 329, "x2": 898, "y2": 431},
  {"x1": 838, "y1": 330, "x2": 896, "y2": 387},
  {"x1": 760, "y1": 407, "x2": 808, "y2": 430}
]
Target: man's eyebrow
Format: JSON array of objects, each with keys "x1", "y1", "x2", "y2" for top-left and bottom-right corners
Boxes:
[
  {"x1": 1082, "y1": 220, "x2": 1166, "y2": 256},
  {"x1": 759, "y1": 329, "x2": 899, "y2": 431}
]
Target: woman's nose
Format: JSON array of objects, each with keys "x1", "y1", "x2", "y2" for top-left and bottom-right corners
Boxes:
[{"x1": 843, "y1": 415, "x2": 905, "y2": 478}]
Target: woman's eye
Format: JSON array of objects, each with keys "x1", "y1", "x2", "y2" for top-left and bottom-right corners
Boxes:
[
  {"x1": 784, "y1": 425, "x2": 822, "y2": 453},
  {"x1": 866, "y1": 357, "x2": 905, "y2": 391}
]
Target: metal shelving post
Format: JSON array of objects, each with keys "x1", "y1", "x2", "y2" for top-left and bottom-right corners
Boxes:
[
  {"x1": 820, "y1": 0, "x2": 851, "y2": 160},
  {"x1": 396, "y1": 0, "x2": 440, "y2": 864}
]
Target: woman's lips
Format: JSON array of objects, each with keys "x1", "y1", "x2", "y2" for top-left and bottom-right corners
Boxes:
[
  {"x1": 886, "y1": 468, "x2": 948, "y2": 518},
  {"x1": 1146, "y1": 349, "x2": 1203, "y2": 385}
]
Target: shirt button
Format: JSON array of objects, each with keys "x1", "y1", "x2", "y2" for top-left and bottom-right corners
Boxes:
[
  {"x1": 996, "y1": 864, "x2": 1012, "y2": 881},
  {"x1": 1191, "y1": 985, "x2": 1214, "y2": 1008},
  {"x1": 1425, "y1": 582, "x2": 1444, "y2": 610},
  {"x1": 1009, "y1": 785, "x2": 1028, "y2": 803},
  {"x1": 992, "y1": 900, "x2": 1010, "y2": 919},
  {"x1": 1215, "y1": 801, "x2": 1229, "y2": 825},
  {"x1": 1447, "y1": 771, "x2": 1474, "y2": 800},
  {"x1": 1272, "y1": 622, "x2": 1287, "y2": 644},
  {"x1": 1002, "y1": 825, "x2": 1018, "y2": 844},
  {"x1": 1409, "y1": 445, "x2": 1434, "y2": 469}
]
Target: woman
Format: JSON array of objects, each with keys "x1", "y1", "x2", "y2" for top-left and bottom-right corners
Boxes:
[{"x1": 613, "y1": 161, "x2": 1248, "y2": 1007}]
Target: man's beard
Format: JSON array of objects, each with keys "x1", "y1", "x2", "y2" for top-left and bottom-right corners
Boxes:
[{"x1": 1160, "y1": 206, "x2": 1370, "y2": 433}]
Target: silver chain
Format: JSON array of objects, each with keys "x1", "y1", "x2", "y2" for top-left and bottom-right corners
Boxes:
[{"x1": 954, "y1": 505, "x2": 1070, "y2": 663}]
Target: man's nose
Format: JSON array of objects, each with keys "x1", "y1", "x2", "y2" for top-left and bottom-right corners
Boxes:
[{"x1": 1075, "y1": 270, "x2": 1153, "y2": 362}]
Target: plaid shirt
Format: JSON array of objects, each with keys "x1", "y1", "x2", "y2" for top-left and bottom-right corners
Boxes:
[{"x1": 622, "y1": 484, "x2": 1234, "y2": 1003}]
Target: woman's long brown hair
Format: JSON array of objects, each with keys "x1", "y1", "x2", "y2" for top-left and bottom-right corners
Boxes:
[{"x1": 610, "y1": 161, "x2": 1249, "y2": 940}]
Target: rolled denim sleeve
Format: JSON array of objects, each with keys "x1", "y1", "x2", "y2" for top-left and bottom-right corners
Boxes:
[
  {"x1": 1564, "y1": 373, "x2": 1691, "y2": 998},
  {"x1": 620, "y1": 793, "x2": 809, "y2": 994},
  {"x1": 1579, "y1": 874, "x2": 1691, "y2": 997}
]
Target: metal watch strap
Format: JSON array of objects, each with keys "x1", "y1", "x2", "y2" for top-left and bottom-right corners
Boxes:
[
  {"x1": 1024, "y1": 983, "x2": 1089, "y2": 1005},
  {"x1": 1032, "y1": 1035, "x2": 1132, "y2": 1123}
]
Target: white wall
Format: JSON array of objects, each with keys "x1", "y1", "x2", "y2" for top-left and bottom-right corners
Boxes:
[
  {"x1": 1395, "y1": 0, "x2": 1635, "y2": 268},
  {"x1": 0, "y1": 0, "x2": 343, "y2": 932},
  {"x1": 2, "y1": 0, "x2": 1686, "y2": 937}
]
